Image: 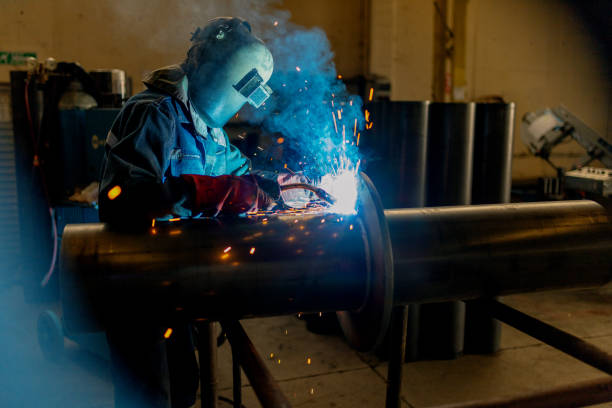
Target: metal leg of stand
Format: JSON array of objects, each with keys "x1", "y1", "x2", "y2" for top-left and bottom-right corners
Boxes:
[
  {"x1": 222, "y1": 320, "x2": 292, "y2": 408},
  {"x1": 198, "y1": 321, "x2": 218, "y2": 408},
  {"x1": 232, "y1": 342, "x2": 242, "y2": 408},
  {"x1": 385, "y1": 306, "x2": 409, "y2": 408}
]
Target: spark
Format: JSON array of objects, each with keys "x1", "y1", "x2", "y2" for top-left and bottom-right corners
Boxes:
[
  {"x1": 366, "y1": 122, "x2": 373, "y2": 130},
  {"x1": 337, "y1": 74, "x2": 342, "y2": 79},
  {"x1": 284, "y1": 163, "x2": 288, "y2": 169},
  {"x1": 357, "y1": 132, "x2": 361, "y2": 146},
  {"x1": 354, "y1": 118, "x2": 357, "y2": 137},
  {"x1": 273, "y1": 20, "x2": 279, "y2": 26},
  {"x1": 249, "y1": 247, "x2": 256, "y2": 255},
  {"x1": 369, "y1": 87, "x2": 374, "y2": 101},
  {"x1": 169, "y1": 217, "x2": 180, "y2": 222},
  {"x1": 365, "y1": 109, "x2": 370, "y2": 122},
  {"x1": 270, "y1": 352, "x2": 275, "y2": 359},
  {"x1": 151, "y1": 219, "x2": 156, "y2": 227},
  {"x1": 309, "y1": 388, "x2": 315, "y2": 395},
  {"x1": 331, "y1": 111, "x2": 338, "y2": 134},
  {"x1": 169, "y1": 230, "x2": 181, "y2": 236},
  {"x1": 295, "y1": 66, "x2": 301, "y2": 72},
  {"x1": 277, "y1": 137, "x2": 285, "y2": 144},
  {"x1": 349, "y1": 224, "x2": 354, "y2": 230},
  {"x1": 321, "y1": 219, "x2": 325, "y2": 223},
  {"x1": 107, "y1": 185, "x2": 122, "y2": 200},
  {"x1": 224, "y1": 246, "x2": 232, "y2": 253},
  {"x1": 164, "y1": 328, "x2": 173, "y2": 339},
  {"x1": 337, "y1": 110, "x2": 342, "y2": 120},
  {"x1": 307, "y1": 357, "x2": 312, "y2": 365}
]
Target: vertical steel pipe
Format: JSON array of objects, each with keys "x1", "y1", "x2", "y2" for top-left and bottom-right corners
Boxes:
[
  {"x1": 362, "y1": 101, "x2": 429, "y2": 208},
  {"x1": 420, "y1": 102, "x2": 476, "y2": 360},
  {"x1": 385, "y1": 306, "x2": 409, "y2": 408},
  {"x1": 471, "y1": 102, "x2": 515, "y2": 204},
  {"x1": 465, "y1": 102, "x2": 515, "y2": 354},
  {"x1": 198, "y1": 322, "x2": 218, "y2": 408}
]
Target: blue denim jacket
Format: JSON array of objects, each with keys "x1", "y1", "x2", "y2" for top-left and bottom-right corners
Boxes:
[{"x1": 99, "y1": 65, "x2": 251, "y2": 225}]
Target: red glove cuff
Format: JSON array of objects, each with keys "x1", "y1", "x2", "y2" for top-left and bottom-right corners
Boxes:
[{"x1": 181, "y1": 174, "x2": 265, "y2": 215}]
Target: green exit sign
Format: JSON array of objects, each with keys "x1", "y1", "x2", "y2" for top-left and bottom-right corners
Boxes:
[{"x1": 0, "y1": 51, "x2": 37, "y2": 65}]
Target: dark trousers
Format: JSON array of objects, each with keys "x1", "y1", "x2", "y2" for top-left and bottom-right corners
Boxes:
[{"x1": 106, "y1": 322, "x2": 199, "y2": 408}]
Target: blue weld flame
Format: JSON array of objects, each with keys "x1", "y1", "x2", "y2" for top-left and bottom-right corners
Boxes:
[{"x1": 245, "y1": 25, "x2": 365, "y2": 213}]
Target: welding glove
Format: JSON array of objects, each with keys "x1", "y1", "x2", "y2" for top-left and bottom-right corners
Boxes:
[
  {"x1": 180, "y1": 174, "x2": 277, "y2": 215},
  {"x1": 277, "y1": 172, "x2": 314, "y2": 207}
]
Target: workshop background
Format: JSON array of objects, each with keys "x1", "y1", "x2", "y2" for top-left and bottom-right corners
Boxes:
[
  {"x1": 0, "y1": 0, "x2": 611, "y2": 408},
  {"x1": 2, "y1": 0, "x2": 610, "y2": 180}
]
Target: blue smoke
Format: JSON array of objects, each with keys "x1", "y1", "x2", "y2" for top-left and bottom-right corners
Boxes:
[{"x1": 245, "y1": 22, "x2": 365, "y2": 179}]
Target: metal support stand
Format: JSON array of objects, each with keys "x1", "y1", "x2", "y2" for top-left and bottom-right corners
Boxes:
[
  {"x1": 385, "y1": 306, "x2": 408, "y2": 408},
  {"x1": 232, "y1": 340, "x2": 242, "y2": 408},
  {"x1": 481, "y1": 299, "x2": 612, "y2": 375},
  {"x1": 198, "y1": 322, "x2": 218, "y2": 408},
  {"x1": 223, "y1": 320, "x2": 292, "y2": 408},
  {"x1": 435, "y1": 377, "x2": 612, "y2": 408}
]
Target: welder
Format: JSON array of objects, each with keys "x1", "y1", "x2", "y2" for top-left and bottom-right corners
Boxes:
[{"x1": 98, "y1": 17, "x2": 285, "y2": 408}]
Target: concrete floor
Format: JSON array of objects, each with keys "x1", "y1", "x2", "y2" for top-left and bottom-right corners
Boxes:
[{"x1": 1, "y1": 284, "x2": 611, "y2": 408}]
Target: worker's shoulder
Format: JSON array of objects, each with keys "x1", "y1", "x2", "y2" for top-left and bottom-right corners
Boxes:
[{"x1": 122, "y1": 89, "x2": 179, "y2": 117}]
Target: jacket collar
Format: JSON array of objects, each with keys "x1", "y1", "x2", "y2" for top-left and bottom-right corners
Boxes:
[
  {"x1": 143, "y1": 65, "x2": 215, "y2": 138},
  {"x1": 143, "y1": 65, "x2": 190, "y2": 108}
]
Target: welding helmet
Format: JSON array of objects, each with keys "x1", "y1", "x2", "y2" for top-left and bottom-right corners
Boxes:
[{"x1": 183, "y1": 17, "x2": 273, "y2": 128}]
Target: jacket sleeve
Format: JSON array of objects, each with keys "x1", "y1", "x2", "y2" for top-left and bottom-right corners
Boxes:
[
  {"x1": 99, "y1": 100, "x2": 189, "y2": 228},
  {"x1": 220, "y1": 129, "x2": 252, "y2": 176}
]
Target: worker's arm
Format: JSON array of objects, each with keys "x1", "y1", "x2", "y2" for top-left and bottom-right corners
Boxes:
[
  {"x1": 99, "y1": 101, "x2": 276, "y2": 227},
  {"x1": 99, "y1": 100, "x2": 188, "y2": 227}
]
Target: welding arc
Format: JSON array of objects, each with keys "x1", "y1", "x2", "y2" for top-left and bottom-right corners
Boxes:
[{"x1": 280, "y1": 183, "x2": 337, "y2": 205}]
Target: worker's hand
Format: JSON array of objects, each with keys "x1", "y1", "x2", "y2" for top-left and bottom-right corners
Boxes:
[
  {"x1": 181, "y1": 174, "x2": 276, "y2": 215},
  {"x1": 277, "y1": 172, "x2": 313, "y2": 206},
  {"x1": 252, "y1": 175, "x2": 281, "y2": 202}
]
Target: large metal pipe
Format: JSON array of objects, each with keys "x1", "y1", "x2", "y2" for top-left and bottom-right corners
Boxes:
[
  {"x1": 387, "y1": 200, "x2": 612, "y2": 304},
  {"x1": 60, "y1": 180, "x2": 612, "y2": 349},
  {"x1": 61, "y1": 213, "x2": 370, "y2": 334}
]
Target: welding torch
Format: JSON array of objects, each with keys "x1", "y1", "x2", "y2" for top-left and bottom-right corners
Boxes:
[{"x1": 280, "y1": 183, "x2": 337, "y2": 206}]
